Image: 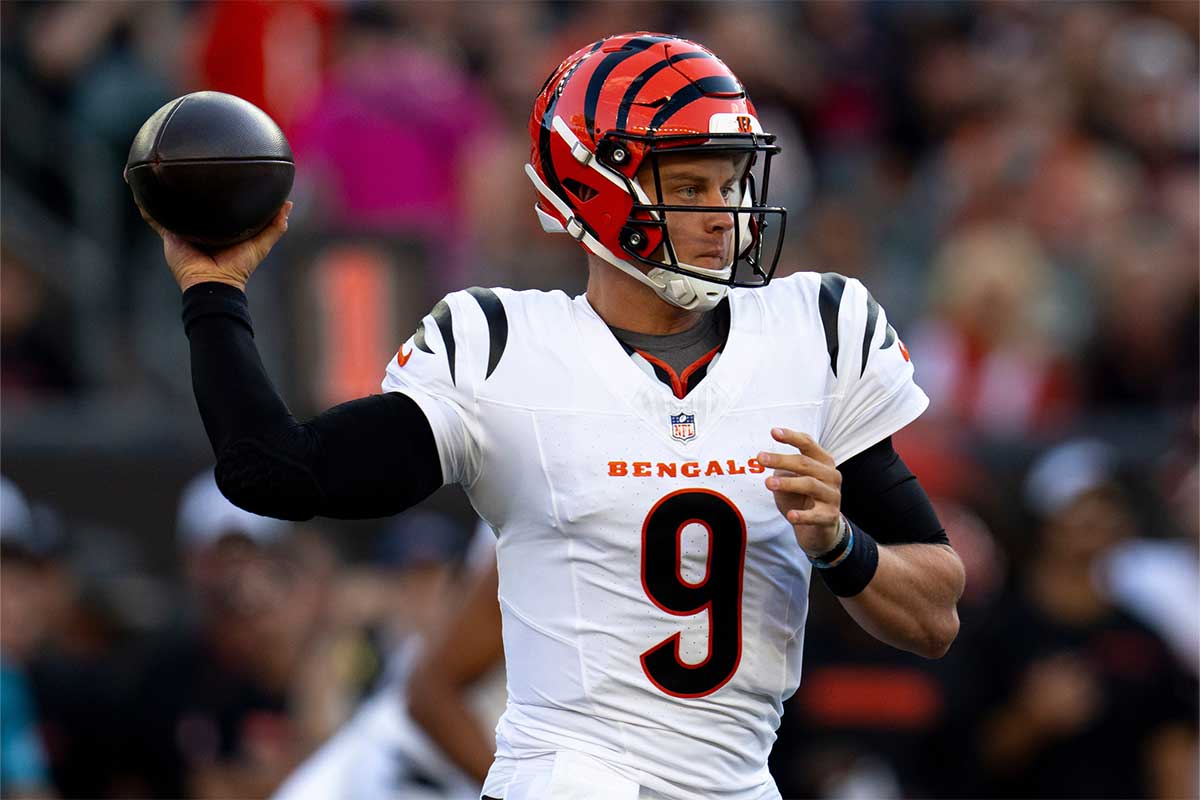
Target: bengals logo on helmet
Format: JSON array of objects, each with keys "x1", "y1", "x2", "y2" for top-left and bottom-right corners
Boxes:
[{"x1": 736, "y1": 115, "x2": 753, "y2": 133}]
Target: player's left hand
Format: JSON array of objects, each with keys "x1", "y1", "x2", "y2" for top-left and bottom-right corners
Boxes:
[{"x1": 759, "y1": 428, "x2": 843, "y2": 558}]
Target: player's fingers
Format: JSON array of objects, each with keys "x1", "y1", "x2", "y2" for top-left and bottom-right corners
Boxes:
[
  {"x1": 765, "y1": 474, "x2": 839, "y2": 505},
  {"x1": 770, "y1": 428, "x2": 835, "y2": 466},
  {"x1": 246, "y1": 201, "x2": 293, "y2": 260},
  {"x1": 267, "y1": 201, "x2": 292, "y2": 236},
  {"x1": 783, "y1": 506, "x2": 841, "y2": 528},
  {"x1": 757, "y1": 451, "x2": 841, "y2": 487}
]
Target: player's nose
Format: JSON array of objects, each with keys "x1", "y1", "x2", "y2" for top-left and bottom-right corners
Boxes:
[
  {"x1": 703, "y1": 207, "x2": 735, "y2": 234},
  {"x1": 701, "y1": 188, "x2": 735, "y2": 233}
]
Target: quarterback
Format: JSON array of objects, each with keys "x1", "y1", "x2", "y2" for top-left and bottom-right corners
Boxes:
[{"x1": 146, "y1": 33, "x2": 964, "y2": 800}]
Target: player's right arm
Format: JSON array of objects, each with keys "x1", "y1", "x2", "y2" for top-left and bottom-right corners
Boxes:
[{"x1": 149, "y1": 204, "x2": 446, "y2": 520}]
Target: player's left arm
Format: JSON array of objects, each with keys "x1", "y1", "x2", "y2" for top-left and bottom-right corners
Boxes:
[
  {"x1": 406, "y1": 557, "x2": 503, "y2": 783},
  {"x1": 761, "y1": 428, "x2": 964, "y2": 659}
]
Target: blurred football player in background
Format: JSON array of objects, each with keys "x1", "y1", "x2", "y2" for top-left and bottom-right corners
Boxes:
[
  {"x1": 272, "y1": 521, "x2": 504, "y2": 800},
  {"x1": 144, "y1": 32, "x2": 963, "y2": 799}
]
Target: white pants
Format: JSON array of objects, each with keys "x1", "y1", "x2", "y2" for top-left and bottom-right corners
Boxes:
[{"x1": 481, "y1": 751, "x2": 782, "y2": 800}]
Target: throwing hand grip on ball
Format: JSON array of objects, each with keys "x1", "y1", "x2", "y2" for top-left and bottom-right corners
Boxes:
[{"x1": 138, "y1": 200, "x2": 291, "y2": 293}]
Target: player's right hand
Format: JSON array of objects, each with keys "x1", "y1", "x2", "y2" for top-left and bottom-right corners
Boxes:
[{"x1": 138, "y1": 200, "x2": 292, "y2": 293}]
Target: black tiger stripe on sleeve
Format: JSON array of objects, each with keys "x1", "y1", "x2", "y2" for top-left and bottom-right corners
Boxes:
[
  {"x1": 818, "y1": 273, "x2": 848, "y2": 377},
  {"x1": 413, "y1": 319, "x2": 433, "y2": 354},
  {"x1": 861, "y1": 292, "x2": 881, "y2": 377},
  {"x1": 426, "y1": 299, "x2": 457, "y2": 386},
  {"x1": 466, "y1": 287, "x2": 509, "y2": 380},
  {"x1": 880, "y1": 323, "x2": 897, "y2": 351}
]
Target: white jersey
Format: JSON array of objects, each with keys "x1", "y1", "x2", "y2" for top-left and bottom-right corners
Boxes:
[{"x1": 382, "y1": 273, "x2": 927, "y2": 799}]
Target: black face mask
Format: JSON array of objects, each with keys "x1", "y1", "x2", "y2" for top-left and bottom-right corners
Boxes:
[{"x1": 600, "y1": 131, "x2": 788, "y2": 289}]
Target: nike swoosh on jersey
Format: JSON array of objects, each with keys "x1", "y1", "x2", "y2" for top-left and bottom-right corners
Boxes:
[{"x1": 396, "y1": 346, "x2": 412, "y2": 367}]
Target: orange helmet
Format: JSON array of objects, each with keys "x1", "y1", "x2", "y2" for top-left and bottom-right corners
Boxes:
[{"x1": 526, "y1": 32, "x2": 787, "y2": 311}]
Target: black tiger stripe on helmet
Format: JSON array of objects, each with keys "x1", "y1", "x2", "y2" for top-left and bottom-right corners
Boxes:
[
  {"x1": 614, "y1": 51, "x2": 712, "y2": 133},
  {"x1": 584, "y1": 34, "x2": 679, "y2": 142}
]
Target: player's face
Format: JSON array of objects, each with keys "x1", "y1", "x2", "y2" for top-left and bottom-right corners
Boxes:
[{"x1": 637, "y1": 152, "x2": 748, "y2": 271}]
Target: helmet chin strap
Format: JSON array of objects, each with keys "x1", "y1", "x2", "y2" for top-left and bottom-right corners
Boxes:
[
  {"x1": 525, "y1": 163, "x2": 729, "y2": 312},
  {"x1": 637, "y1": 265, "x2": 728, "y2": 311}
]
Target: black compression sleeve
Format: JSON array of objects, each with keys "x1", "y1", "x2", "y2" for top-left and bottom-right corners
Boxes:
[
  {"x1": 839, "y1": 437, "x2": 949, "y2": 547},
  {"x1": 182, "y1": 282, "x2": 443, "y2": 520}
]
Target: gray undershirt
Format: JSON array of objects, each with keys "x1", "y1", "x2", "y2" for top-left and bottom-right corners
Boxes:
[{"x1": 608, "y1": 304, "x2": 728, "y2": 375}]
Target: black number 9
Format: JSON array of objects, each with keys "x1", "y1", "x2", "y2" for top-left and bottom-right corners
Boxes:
[{"x1": 639, "y1": 488, "x2": 747, "y2": 698}]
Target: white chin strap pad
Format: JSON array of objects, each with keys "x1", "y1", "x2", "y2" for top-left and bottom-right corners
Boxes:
[{"x1": 651, "y1": 268, "x2": 728, "y2": 311}]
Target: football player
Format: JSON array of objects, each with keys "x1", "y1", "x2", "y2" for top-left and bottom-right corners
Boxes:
[{"x1": 144, "y1": 32, "x2": 964, "y2": 800}]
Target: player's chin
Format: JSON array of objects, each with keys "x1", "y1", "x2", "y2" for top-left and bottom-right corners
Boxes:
[{"x1": 687, "y1": 254, "x2": 732, "y2": 270}]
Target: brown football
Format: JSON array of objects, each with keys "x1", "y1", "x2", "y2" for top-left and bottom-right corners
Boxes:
[{"x1": 125, "y1": 91, "x2": 294, "y2": 247}]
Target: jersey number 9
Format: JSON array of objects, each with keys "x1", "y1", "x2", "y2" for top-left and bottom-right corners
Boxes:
[{"x1": 640, "y1": 489, "x2": 747, "y2": 698}]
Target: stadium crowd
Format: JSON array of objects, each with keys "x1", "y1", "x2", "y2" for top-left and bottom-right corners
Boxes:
[{"x1": 1, "y1": 1, "x2": 1196, "y2": 798}]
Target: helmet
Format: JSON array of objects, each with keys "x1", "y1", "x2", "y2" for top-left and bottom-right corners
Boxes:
[{"x1": 526, "y1": 32, "x2": 787, "y2": 311}]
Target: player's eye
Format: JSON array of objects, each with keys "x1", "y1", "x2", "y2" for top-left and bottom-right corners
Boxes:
[{"x1": 676, "y1": 186, "x2": 699, "y2": 201}]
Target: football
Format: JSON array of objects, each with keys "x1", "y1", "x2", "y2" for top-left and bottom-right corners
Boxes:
[{"x1": 124, "y1": 91, "x2": 294, "y2": 248}]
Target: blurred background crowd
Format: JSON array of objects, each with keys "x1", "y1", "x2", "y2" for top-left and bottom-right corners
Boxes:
[{"x1": 1, "y1": 1, "x2": 1197, "y2": 798}]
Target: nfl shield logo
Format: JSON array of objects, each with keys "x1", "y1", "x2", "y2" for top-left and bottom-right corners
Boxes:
[{"x1": 670, "y1": 412, "x2": 696, "y2": 442}]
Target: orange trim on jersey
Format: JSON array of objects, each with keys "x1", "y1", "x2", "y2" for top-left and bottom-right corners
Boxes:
[
  {"x1": 634, "y1": 344, "x2": 722, "y2": 400},
  {"x1": 679, "y1": 344, "x2": 722, "y2": 391}
]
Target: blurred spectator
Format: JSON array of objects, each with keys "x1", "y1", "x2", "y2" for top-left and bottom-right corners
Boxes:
[
  {"x1": 965, "y1": 440, "x2": 1198, "y2": 799},
  {"x1": 123, "y1": 470, "x2": 334, "y2": 799},
  {"x1": 0, "y1": 246, "x2": 82, "y2": 408},
  {"x1": 910, "y1": 224, "x2": 1077, "y2": 435},
  {"x1": 289, "y1": 2, "x2": 500, "y2": 289},
  {"x1": 1094, "y1": 13, "x2": 1198, "y2": 165},
  {"x1": 1083, "y1": 220, "x2": 1199, "y2": 411},
  {"x1": 190, "y1": 0, "x2": 338, "y2": 134},
  {"x1": 19, "y1": 514, "x2": 153, "y2": 800},
  {"x1": 3, "y1": 1, "x2": 184, "y2": 260},
  {"x1": 0, "y1": 476, "x2": 55, "y2": 799},
  {"x1": 770, "y1": 588, "x2": 969, "y2": 799}
]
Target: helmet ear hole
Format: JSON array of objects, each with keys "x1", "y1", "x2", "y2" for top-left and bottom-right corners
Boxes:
[
  {"x1": 621, "y1": 224, "x2": 658, "y2": 256},
  {"x1": 596, "y1": 139, "x2": 632, "y2": 171},
  {"x1": 562, "y1": 178, "x2": 599, "y2": 204}
]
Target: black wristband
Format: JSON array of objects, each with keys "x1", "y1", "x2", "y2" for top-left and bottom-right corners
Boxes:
[
  {"x1": 810, "y1": 518, "x2": 851, "y2": 565},
  {"x1": 182, "y1": 282, "x2": 253, "y2": 336},
  {"x1": 816, "y1": 519, "x2": 879, "y2": 597}
]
